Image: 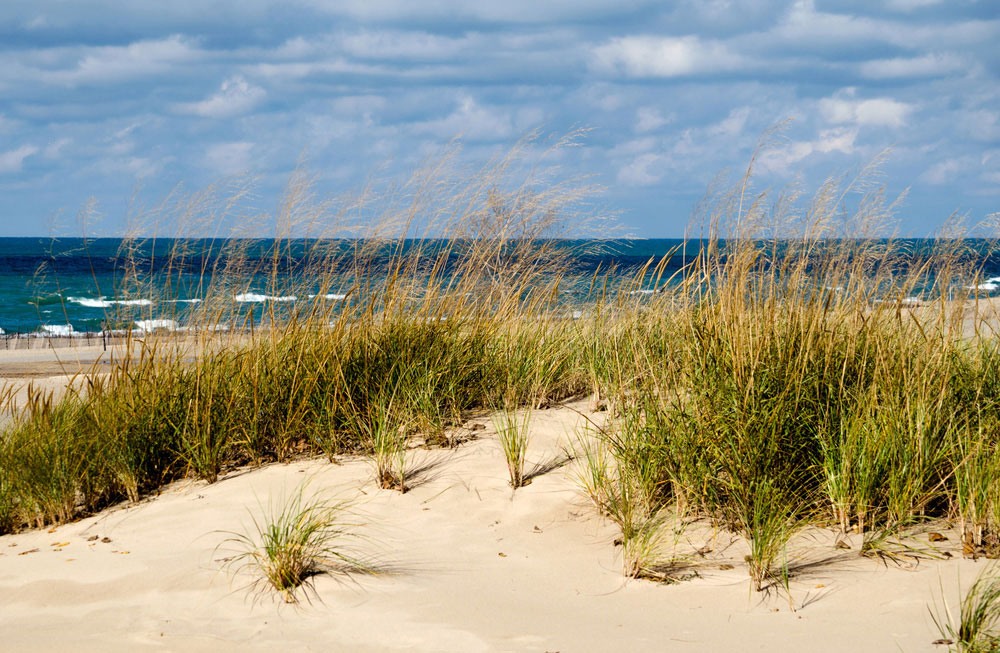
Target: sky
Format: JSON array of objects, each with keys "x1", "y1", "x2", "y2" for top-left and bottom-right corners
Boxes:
[{"x1": 0, "y1": 0, "x2": 997, "y2": 237}]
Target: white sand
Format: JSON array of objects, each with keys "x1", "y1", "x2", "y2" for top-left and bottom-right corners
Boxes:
[{"x1": 0, "y1": 399, "x2": 985, "y2": 652}]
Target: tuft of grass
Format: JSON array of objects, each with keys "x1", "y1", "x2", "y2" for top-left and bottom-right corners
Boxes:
[
  {"x1": 218, "y1": 485, "x2": 371, "y2": 604},
  {"x1": 492, "y1": 400, "x2": 532, "y2": 489},
  {"x1": 933, "y1": 564, "x2": 1000, "y2": 652}
]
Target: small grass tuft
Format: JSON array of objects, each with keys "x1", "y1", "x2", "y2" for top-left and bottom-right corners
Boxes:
[
  {"x1": 218, "y1": 485, "x2": 371, "y2": 604},
  {"x1": 933, "y1": 564, "x2": 1000, "y2": 652}
]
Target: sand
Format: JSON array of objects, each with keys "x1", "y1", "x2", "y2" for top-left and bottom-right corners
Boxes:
[{"x1": 0, "y1": 377, "x2": 988, "y2": 652}]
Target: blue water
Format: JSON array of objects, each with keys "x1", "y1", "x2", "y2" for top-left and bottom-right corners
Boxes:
[{"x1": 1, "y1": 237, "x2": 999, "y2": 335}]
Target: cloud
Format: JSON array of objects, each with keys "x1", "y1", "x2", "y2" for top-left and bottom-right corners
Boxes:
[
  {"x1": 47, "y1": 35, "x2": 202, "y2": 86},
  {"x1": 819, "y1": 89, "x2": 913, "y2": 128},
  {"x1": 176, "y1": 76, "x2": 266, "y2": 118},
  {"x1": 757, "y1": 127, "x2": 857, "y2": 173},
  {"x1": 0, "y1": 145, "x2": 38, "y2": 173},
  {"x1": 414, "y1": 96, "x2": 513, "y2": 140},
  {"x1": 204, "y1": 142, "x2": 254, "y2": 176},
  {"x1": 884, "y1": 0, "x2": 942, "y2": 10},
  {"x1": 43, "y1": 138, "x2": 71, "y2": 158},
  {"x1": 920, "y1": 158, "x2": 964, "y2": 184},
  {"x1": 617, "y1": 152, "x2": 667, "y2": 187},
  {"x1": 859, "y1": 53, "x2": 966, "y2": 79},
  {"x1": 592, "y1": 35, "x2": 743, "y2": 77},
  {"x1": 635, "y1": 107, "x2": 671, "y2": 133}
]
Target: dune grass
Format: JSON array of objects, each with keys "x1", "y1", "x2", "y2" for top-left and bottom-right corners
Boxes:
[
  {"x1": 2, "y1": 129, "x2": 1000, "y2": 599},
  {"x1": 933, "y1": 564, "x2": 1000, "y2": 652},
  {"x1": 218, "y1": 485, "x2": 372, "y2": 603}
]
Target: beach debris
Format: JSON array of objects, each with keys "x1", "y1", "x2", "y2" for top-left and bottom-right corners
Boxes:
[
  {"x1": 6, "y1": 543, "x2": 15, "y2": 547},
  {"x1": 101, "y1": 537, "x2": 112, "y2": 544},
  {"x1": 928, "y1": 532, "x2": 947, "y2": 542},
  {"x1": 87, "y1": 535, "x2": 98, "y2": 541},
  {"x1": 932, "y1": 639, "x2": 954, "y2": 646},
  {"x1": 470, "y1": 423, "x2": 486, "y2": 431},
  {"x1": 51, "y1": 541, "x2": 70, "y2": 547},
  {"x1": 719, "y1": 564, "x2": 734, "y2": 570},
  {"x1": 533, "y1": 525, "x2": 543, "y2": 533},
  {"x1": 18, "y1": 548, "x2": 39, "y2": 556},
  {"x1": 47, "y1": 528, "x2": 56, "y2": 533},
  {"x1": 835, "y1": 540, "x2": 851, "y2": 550},
  {"x1": 498, "y1": 552, "x2": 507, "y2": 558}
]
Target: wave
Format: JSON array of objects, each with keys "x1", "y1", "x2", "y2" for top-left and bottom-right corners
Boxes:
[
  {"x1": 134, "y1": 319, "x2": 179, "y2": 332},
  {"x1": 40, "y1": 324, "x2": 75, "y2": 336},
  {"x1": 67, "y1": 296, "x2": 153, "y2": 308},
  {"x1": 965, "y1": 283, "x2": 998, "y2": 292},
  {"x1": 169, "y1": 298, "x2": 202, "y2": 304},
  {"x1": 307, "y1": 293, "x2": 347, "y2": 300},
  {"x1": 235, "y1": 293, "x2": 297, "y2": 303}
]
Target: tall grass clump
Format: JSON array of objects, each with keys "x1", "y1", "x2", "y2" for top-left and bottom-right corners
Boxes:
[
  {"x1": 218, "y1": 485, "x2": 371, "y2": 603},
  {"x1": 492, "y1": 400, "x2": 532, "y2": 488},
  {"x1": 578, "y1": 130, "x2": 1000, "y2": 590}
]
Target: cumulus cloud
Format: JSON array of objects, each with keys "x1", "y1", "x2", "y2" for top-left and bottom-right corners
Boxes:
[
  {"x1": 0, "y1": 145, "x2": 38, "y2": 173},
  {"x1": 592, "y1": 35, "x2": 744, "y2": 77},
  {"x1": 176, "y1": 76, "x2": 266, "y2": 118},
  {"x1": 819, "y1": 89, "x2": 913, "y2": 128}
]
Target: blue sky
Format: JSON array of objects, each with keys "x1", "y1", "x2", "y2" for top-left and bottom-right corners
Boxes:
[{"x1": 0, "y1": 0, "x2": 997, "y2": 237}]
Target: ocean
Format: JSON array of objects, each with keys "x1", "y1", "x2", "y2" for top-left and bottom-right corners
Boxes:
[{"x1": 2, "y1": 237, "x2": 1000, "y2": 336}]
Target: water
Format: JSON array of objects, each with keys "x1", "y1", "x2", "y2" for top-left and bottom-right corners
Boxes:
[{"x1": 2, "y1": 237, "x2": 999, "y2": 335}]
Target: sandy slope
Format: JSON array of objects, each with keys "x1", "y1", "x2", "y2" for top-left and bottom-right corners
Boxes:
[{"x1": 0, "y1": 399, "x2": 988, "y2": 652}]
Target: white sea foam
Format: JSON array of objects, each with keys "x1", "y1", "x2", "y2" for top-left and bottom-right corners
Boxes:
[
  {"x1": 68, "y1": 296, "x2": 153, "y2": 308},
  {"x1": 235, "y1": 293, "x2": 297, "y2": 303},
  {"x1": 40, "y1": 324, "x2": 75, "y2": 336},
  {"x1": 966, "y1": 283, "x2": 998, "y2": 292},
  {"x1": 134, "y1": 319, "x2": 179, "y2": 332},
  {"x1": 170, "y1": 298, "x2": 202, "y2": 304},
  {"x1": 629, "y1": 289, "x2": 655, "y2": 295},
  {"x1": 307, "y1": 293, "x2": 347, "y2": 300}
]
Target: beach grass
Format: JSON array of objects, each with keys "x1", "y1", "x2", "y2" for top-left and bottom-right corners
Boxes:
[
  {"x1": 2, "y1": 130, "x2": 1000, "y2": 598},
  {"x1": 218, "y1": 484, "x2": 371, "y2": 603}
]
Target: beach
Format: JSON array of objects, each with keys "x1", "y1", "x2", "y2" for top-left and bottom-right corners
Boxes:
[{"x1": 0, "y1": 355, "x2": 987, "y2": 651}]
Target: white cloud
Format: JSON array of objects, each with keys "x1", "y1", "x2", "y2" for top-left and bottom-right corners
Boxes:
[
  {"x1": 48, "y1": 35, "x2": 202, "y2": 86},
  {"x1": 859, "y1": 53, "x2": 965, "y2": 79},
  {"x1": 884, "y1": 0, "x2": 942, "y2": 10},
  {"x1": 757, "y1": 127, "x2": 857, "y2": 173},
  {"x1": 43, "y1": 138, "x2": 71, "y2": 159},
  {"x1": 592, "y1": 35, "x2": 743, "y2": 77},
  {"x1": 920, "y1": 158, "x2": 964, "y2": 184},
  {"x1": 708, "y1": 107, "x2": 750, "y2": 138},
  {"x1": 0, "y1": 145, "x2": 38, "y2": 173},
  {"x1": 819, "y1": 89, "x2": 913, "y2": 128},
  {"x1": 609, "y1": 137, "x2": 657, "y2": 158},
  {"x1": 339, "y1": 30, "x2": 468, "y2": 60},
  {"x1": 963, "y1": 110, "x2": 1000, "y2": 142},
  {"x1": 635, "y1": 107, "x2": 671, "y2": 133},
  {"x1": 414, "y1": 96, "x2": 513, "y2": 140},
  {"x1": 617, "y1": 152, "x2": 667, "y2": 187},
  {"x1": 176, "y1": 76, "x2": 265, "y2": 119},
  {"x1": 204, "y1": 142, "x2": 254, "y2": 176}
]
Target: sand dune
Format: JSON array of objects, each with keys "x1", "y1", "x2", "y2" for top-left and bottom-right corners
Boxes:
[{"x1": 0, "y1": 399, "x2": 985, "y2": 651}]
